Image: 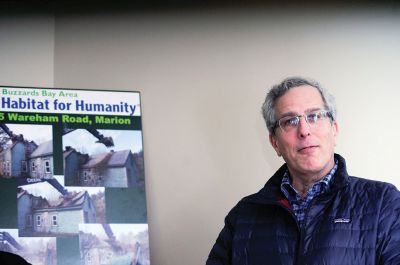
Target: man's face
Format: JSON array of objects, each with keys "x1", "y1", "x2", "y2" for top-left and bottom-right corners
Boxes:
[{"x1": 269, "y1": 85, "x2": 339, "y2": 179}]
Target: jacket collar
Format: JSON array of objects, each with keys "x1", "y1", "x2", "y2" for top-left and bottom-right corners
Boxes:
[{"x1": 242, "y1": 153, "x2": 350, "y2": 205}]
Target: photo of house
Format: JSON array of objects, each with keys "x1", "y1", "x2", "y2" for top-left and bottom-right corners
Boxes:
[
  {"x1": 18, "y1": 176, "x2": 105, "y2": 237},
  {"x1": 0, "y1": 229, "x2": 56, "y2": 265},
  {"x1": 29, "y1": 140, "x2": 54, "y2": 179},
  {"x1": 0, "y1": 124, "x2": 53, "y2": 179},
  {"x1": 79, "y1": 223, "x2": 149, "y2": 265},
  {"x1": 0, "y1": 87, "x2": 148, "y2": 264},
  {"x1": 63, "y1": 129, "x2": 144, "y2": 188}
]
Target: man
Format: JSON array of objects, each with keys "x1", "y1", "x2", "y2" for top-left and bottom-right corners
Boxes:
[{"x1": 206, "y1": 77, "x2": 400, "y2": 265}]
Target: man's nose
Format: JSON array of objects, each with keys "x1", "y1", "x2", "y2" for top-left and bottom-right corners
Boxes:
[{"x1": 297, "y1": 116, "x2": 311, "y2": 138}]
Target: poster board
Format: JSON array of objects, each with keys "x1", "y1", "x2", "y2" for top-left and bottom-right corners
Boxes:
[{"x1": 0, "y1": 86, "x2": 149, "y2": 265}]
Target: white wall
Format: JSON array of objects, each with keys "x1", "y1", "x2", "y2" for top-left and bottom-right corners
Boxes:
[
  {"x1": 0, "y1": 13, "x2": 54, "y2": 87},
  {"x1": 53, "y1": 7, "x2": 400, "y2": 265},
  {"x1": 1, "y1": 5, "x2": 400, "y2": 265}
]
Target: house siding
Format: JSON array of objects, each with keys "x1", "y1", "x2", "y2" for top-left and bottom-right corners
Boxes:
[
  {"x1": 2, "y1": 149, "x2": 12, "y2": 177},
  {"x1": 126, "y1": 154, "x2": 139, "y2": 187},
  {"x1": 80, "y1": 168, "x2": 103, "y2": 187},
  {"x1": 0, "y1": 142, "x2": 29, "y2": 178},
  {"x1": 103, "y1": 167, "x2": 128, "y2": 187},
  {"x1": 17, "y1": 194, "x2": 33, "y2": 232},
  {"x1": 85, "y1": 246, "x2": 114, "y2": 265},
  {"x1": 0, "y1": 140, "x2": 50, "y2": 179},
  {"x1": 64, "y1": 152, "x2": 80, "y2": 186},
  {"x1": 67, "y1": 150, "x2": 140, "y2": 188},
  {"x1": 19, "y1": 191, "x2": 97, "y2": 236},
  {"x1": 29, "y1": 155, "x2": 53, "y2": 179},
  {"x1": 34, "y1": 210, "x2": 82, "y2": 234},
  {"x1": 11, "y1": 143, "x2": 25, "y2": 177}
]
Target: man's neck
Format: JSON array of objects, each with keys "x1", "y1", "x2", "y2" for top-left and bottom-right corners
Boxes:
[
  {"x1": 288, "y1": 159, "x2": 335, "y2": 199},
  {"x1": 291, "y1": 176, "x2": 321, "y2": 199}
]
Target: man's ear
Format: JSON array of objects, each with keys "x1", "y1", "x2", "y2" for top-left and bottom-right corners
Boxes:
[
  {"x1": 269, "y1": 133, "x2": 281, "y2": 157},
  {"x1": 332, "y1": 120, "x2": 339, "y2": 146}
]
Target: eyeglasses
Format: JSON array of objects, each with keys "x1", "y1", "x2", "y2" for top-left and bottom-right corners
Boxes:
[{"x1": 274, "y1": 110, "x2": 332, "y2": 133}]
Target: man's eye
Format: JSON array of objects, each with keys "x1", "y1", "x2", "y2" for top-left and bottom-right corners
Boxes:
[
  {"x1": 306, "y1": 113, "x2": 320, "y2": 123},
  {"x1": 283, "y1": 117, "x2": 298, "y2": 127}
]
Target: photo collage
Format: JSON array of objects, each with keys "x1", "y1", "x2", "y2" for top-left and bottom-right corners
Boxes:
[{"x1": 0, "y1": 86, "x2": 149, "y2": 265}]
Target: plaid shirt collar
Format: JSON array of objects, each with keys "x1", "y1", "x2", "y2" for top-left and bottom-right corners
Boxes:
[{"x1": 280, "y1": 160, "x2": 338, "y2": 226}]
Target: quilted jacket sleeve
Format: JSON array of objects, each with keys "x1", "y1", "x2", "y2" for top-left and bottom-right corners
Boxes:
[
  {"x1": 376, "y1": 184, "x2": 400, "y2": 264},
  {"x1": 206, "y1": 208, "x2": 236, "y2": 265}
]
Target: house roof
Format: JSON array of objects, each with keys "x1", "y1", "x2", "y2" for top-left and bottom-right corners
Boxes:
[
  {"x1": 17, "y1": 189, "x2": 50, "y2": 208},
  {"x1": 108, "y1": 150, "x2": 131, "y2": 167},
  {"x1": 19, "y1": 188, "x2": 90, "y2": 211},
  {"x1": 81, "y1": 152, "x2": 110, "y2": 169},
  {"x1": 63, "y1": 147, "x2": 89, "y2": 163},
  {"x1": 81, "y1": 150, "x2": 131, "y2": 169},
  {"x1": 17, "y1": 189, "x2": 30, "y2": 199},
  {"x1": 0, "y1": 140, "x2": 37, "y2": 155},
  {"x1": 63, "y1": 148, "x2": 75, "y2": 159},
  {"x1": 30, "y1": 140, "x2": 52, "y2": 158},
  {"x1": 53, "y1": 191, "x2": 88, "y2": 208}
]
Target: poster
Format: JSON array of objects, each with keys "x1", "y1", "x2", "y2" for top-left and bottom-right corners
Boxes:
[{"x1": 0, "y1": 86, "x2": 149, "y2": 265}]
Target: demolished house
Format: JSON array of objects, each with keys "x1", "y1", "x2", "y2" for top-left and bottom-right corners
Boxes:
[
  {"x1": 0, "y1": 138, "x2": 53, "y2": 179},
  {"x1": 64, "y1": 147, "x2": 140, "y2": 188},
  {"x1": 28, "y1": 140, "x2": 53, "y2": 179},
  {"x1": 18, "y1": 189, "x2": 96, "y2": 237},
  {"x1": 0, "y1": 230, "x2": 57, "y2": 265},
  {"x1": 0, "y1": 140, "x2": 38, "y2": 178},
  {"x1": 79, "y1": 231, "x2": 145, "y2": 265},
  {"x1": 80, "y1": 232, "x2": 116, "y2": 265}
]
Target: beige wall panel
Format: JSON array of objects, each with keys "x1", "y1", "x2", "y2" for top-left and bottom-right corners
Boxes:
[
  {"x1": 0, "y1": 14, "x2": 54, "y2": 87},
  {"x1": 53, "y1": 6, "x2": 400, "y2": 265}
]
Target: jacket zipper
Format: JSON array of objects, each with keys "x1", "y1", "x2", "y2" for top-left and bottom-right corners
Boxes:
[
  {"x1": 270, "y1": 201, "x2": 302, "y2": 265},
  {"x1": 295, "y1": 194, "x2": 332, "y2": 265},
  {"x1": 295, "y1": 218, "x2": 305, "y2": 265}
]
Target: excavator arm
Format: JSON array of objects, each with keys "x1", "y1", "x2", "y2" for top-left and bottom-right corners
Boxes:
[
  {"x1": 0, "y1": 124, "x2": 24, "y2": 142},
  {"x1": 63, "y1": 125, "x2": 114, "y2": 147}
]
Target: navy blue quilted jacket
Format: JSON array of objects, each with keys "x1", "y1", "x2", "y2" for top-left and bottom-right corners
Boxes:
[{"x1": 206, "y1": 154, "x2": 400, "y2": 265}]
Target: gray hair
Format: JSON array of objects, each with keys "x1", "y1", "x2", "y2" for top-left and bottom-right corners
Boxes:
[{"x1": 261, "y1": 77, "x2": 337, "y2": 134}]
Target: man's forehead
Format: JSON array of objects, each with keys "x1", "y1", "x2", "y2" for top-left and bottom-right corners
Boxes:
[{"x1": 275, "y1": 85, "x2": 325, "y2": 115}]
